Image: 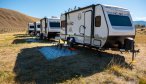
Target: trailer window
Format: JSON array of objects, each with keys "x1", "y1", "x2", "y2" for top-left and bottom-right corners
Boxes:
[
  {"x1": 61, "y1": 20, "x2": 66, "y2": 27},
  {"x1": 37, "y1": 25, "x2": 40, "y2": 28},
  {"x1": 30, "y1": 26, "x2": 34, "y2": 28},
  {"x1": 108, "y1": 14, "x2": 132, "y2": 26},
  {"x1": 49, "y1": 22, "x2": 60, "y2": 28},
  {"x1": 95, "y1": 16, "x2": 101, "y2": 27}
]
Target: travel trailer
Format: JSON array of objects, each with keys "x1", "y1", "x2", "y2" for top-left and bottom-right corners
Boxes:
[
  {"x1": 28, "y1": 22, "x2": 35, "y2": 35},
  {"x1": 28, "y1": 22, "x2": 41, "y2": 36},
  {"x1": 60, "y1": 4, "x2": 136, "y2": 51},
  {"x1": 40, "y1": 17, "x2": 61, "y2": 39},
  {"x1": 34, "y1": 21, "x2": 41, "y2": 36}
]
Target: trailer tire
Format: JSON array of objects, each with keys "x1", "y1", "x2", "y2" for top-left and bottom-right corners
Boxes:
[
  {"x1": 124, "y1": 38, "x2": 134, "y2": 51},
  {"x1": 40, "y1": 33, "x2": 44, "y2": 40},
  {"x1": 67, "y1": 37, "x2": 75, "y2": 47}
]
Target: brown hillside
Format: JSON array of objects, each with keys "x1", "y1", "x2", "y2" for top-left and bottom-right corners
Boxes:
[{"x1": 0, "y1": 8, "x2": 39, "y2": 33}]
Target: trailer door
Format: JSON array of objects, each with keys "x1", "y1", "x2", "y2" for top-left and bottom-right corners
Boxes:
[{"x1": 84, "y1": 11, "x2": 92, "y2": 44}]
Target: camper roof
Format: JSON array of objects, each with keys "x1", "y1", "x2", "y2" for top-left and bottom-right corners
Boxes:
[
  {"x1": 103, "y1": 4, "x2": 128, "y2": 10},
  {"x1": 63, "y1": 4, "x2": 128, "y2": 14},
  {"x1": 35, "y1": 21, "x2": 40, "y2": 23},
  {"x1": 48, "y1": 18, "x2": 60, "y2": 20},
  {"x1": 40, "y1": 17, "x2": 60, "y2": 20},
  {"x1": 28, "y1": 22, "x2": 34, "y2": 25}
]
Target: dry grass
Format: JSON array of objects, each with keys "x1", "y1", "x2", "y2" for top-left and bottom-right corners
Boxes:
[
  {"x1": 135, "y1": 29, "x2": 146, "y2": 44},
  {"x1": 0, "y1": 32, "x2": 52, "y2": 84},
  {"x1": 0, "y1": 30, "x2": 146, "y2": 84},
  {"x1": 139, "y1": 77, "x2": 146, "y2": 84},
  {"x1": 108, "y1": 65, "x2": 136, "y2": 81},
  {"x1": 0, "y1": 8, "x2": 39, "y2": 34}
]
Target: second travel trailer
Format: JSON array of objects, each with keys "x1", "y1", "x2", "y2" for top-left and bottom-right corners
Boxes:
[
  {"x1": 34, "y1": 21, "x2": 41, "y2": 36},
  {"x1": 28, "y1": 21, "x2": 41, "y2": 36},
  {"x1": 28, "y1": 22, "x2": 35, "y2": 35},
  {"x1": 60, "y1": 4, "x2": 136, "y2": 51},
  {"x1": 40, "y1": 17, "x2": 61, "y2": 39}
]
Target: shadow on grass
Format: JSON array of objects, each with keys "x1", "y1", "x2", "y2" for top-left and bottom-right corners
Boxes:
[
  {"x1": 12, "y1": 34, "x2": 36, "y2": 44},
  {"x1": 13, "y1": 46, "x2": 132, "y2": 84},
  {"x1": 12, "y1": 34, "x2": 59, "y2": 44},
  {"x1": 13, "y1": 34, "x2": 32, "y2": 38},
  {"x1": 12, "y1": 39, "x2": 28, "y2": 44},
  {"x1": 12, "y1": 38, "x2": 59, "y2": 44}
]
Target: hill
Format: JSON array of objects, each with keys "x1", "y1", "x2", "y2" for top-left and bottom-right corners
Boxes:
[
  {"x1": 0, "y1": 8, "x2": 39, "y2": 33},
  {"x1": 134, "y1": 21, "x2": 146, "y2": 26}
]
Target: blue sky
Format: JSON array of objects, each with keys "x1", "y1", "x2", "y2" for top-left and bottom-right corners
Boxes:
[{"x1": 0, "y1": 0, "x2": 145, "y2": 21}]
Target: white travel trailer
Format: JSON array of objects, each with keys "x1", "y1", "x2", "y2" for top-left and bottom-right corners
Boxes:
[
  {"x1": 28, "y1": 22, "x2": 41, "y2": 36},
  {"x1": 34, "y1": 21, "x2": 41, "y2": 35},
  {"x1": 28, "y1": 22, "x2": 35, "y2": 35},
  {"x1": 40, "y1": 17, "x2": 61, "y2": 39},
  {"x1": 60, "y1": 4, "x2": 136, "y2": 50}
]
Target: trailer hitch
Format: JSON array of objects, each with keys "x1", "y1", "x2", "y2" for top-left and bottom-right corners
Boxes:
[
  {"x1": 120, "y1": 48, "x2": 140, "y2": 62},
  {"x1": 131, "y1": 49, "x2": 140, "y2": 62}
]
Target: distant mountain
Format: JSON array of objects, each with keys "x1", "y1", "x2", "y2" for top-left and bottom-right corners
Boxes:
[
  {"x1": 0, "y1": 8, "x2": 39, "y2": 33},
  {"x1": 134, "y1": 21, "x2": 146, "y2": 26}
]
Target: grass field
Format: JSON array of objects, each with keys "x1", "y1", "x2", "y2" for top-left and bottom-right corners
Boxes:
[{"x1": 0, "y1": 30, "x2": 146, "y2": 84}]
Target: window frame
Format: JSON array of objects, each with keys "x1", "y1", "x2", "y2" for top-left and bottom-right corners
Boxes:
[
  {"x1": 95, "y1": 16, "x2": 101, "y2": 27},
  {"x1": 29, "y1": 26, "x2": 34, "y2": 28},
  {"x1": 37, "y1": 25, "x2": 40, "y2": 28},
  {"x1": 108, "y1": 14, "x2": 132, "y2": 26},
  {"x1": 49, "y1": 22, "x2": 60, "y2": 28}
]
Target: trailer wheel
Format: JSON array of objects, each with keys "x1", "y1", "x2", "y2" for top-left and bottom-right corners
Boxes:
[
  {"x1": 40, "y1": 33, "x2": 44, "y2": 40},
  {"x1": 67, "y1": 37, "x2": 75, "y2": 48},
  {"x1": 124, "y1": 38, "x2": 134, "y2": 51}
]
